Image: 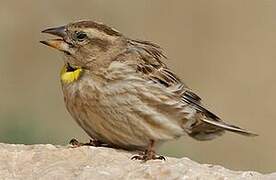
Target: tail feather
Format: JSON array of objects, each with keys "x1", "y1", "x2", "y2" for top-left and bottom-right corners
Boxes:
[{"x1": 201, "y1": 118, "x2": 258, "y2": 137}]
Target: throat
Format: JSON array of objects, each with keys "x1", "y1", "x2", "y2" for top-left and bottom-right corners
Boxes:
[{"x1": 60, "y1": 63, "x2": 83, "y2": 83}]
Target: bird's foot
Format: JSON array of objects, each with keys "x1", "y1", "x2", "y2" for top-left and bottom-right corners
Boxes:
[
  {"x1": 69, "y1": 138, "x2": 109, "y2": 148},
  {"x1": 131, "y1": 150, "x2": 166, "y2": 161}
]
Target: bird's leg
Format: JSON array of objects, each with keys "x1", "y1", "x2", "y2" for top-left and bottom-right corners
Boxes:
[
  {"x1": 69, "y1": 138, "x2": 109, "y2": 148},
  {"x1": 131, "y1": 140, "x2": 166, "y2": 161}
]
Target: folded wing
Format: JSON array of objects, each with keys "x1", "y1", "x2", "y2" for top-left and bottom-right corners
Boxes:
[{"x1": 130, "y1": 39, "x2": 257, "y2": 140}]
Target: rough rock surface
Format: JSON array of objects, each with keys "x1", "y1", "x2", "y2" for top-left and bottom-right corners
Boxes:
[{"x1": 0, "y1": 143, "x2": 274, "y2": 180}]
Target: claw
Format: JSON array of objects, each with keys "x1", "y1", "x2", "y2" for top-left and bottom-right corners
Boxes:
[
  {"x1": 156, "y1": 155, "x2": 166, "y2": 161},
  {"x1": 131, "y1": 155, "x2": 143, "y2": 160},
  {"x1": 130, "y1": 140, "x2": 166, "y2": 161},
  {"x1": 131, "y1": 152, "x2": 166, "y2": 161},
  {"x1": 69, "y1": 138, "x2": 82, "y2": 148},
  {"x1": 69, "y1": 138, "x2": 110, "y2": 148}
]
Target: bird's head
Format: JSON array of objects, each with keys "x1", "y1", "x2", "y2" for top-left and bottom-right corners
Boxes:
[{"x1": 41, "y1": 20, "x2": 127, "y2": 69}]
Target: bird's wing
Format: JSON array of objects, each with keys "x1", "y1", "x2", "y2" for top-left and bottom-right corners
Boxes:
[
  {"x1": 130, "y1": 39, "x2": 213, "y2": 116},
  {"x1": 129, "y1": 39, "x2": 257, "y2": 138}
]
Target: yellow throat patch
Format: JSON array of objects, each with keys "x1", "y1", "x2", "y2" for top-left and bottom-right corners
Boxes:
[{"x1": 60, "y1": 64, "x2": 83, "y2": 83}]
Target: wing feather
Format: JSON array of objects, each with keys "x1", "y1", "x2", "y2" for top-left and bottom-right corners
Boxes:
[
  {"x1": 129, "y1": 39, "x2": 213, "y2": 117},
  {"x1": 128, "y1": 39, "x2": 257, "y2": 138}
]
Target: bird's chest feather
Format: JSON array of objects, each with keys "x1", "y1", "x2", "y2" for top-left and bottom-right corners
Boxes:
[
  {"x1": 60, "y1": 63, "x2": 104, "y2": 121},
  {"x1": 61, "y1": 61, "x2": 138, "y2": 103}
]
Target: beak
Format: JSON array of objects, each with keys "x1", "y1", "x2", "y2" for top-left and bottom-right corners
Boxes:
[
  {"x1": 40, "y1": 39, "x2": 71, "y2": 54},
  {"x1": 41, "y1": 25, "x2": 66, "y2": 38},
  {"x1": 40, "y1": 25, "x2": 72, "y2": 54}
]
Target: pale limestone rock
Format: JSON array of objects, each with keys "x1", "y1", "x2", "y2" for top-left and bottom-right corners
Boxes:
[{"x1": 0, "y1": 143, "x2": 274, "y2": 180}]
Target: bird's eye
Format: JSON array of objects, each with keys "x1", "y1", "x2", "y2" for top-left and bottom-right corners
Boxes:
[{"x1": 75, "y1": 31, "x2": 87, "y2": 41}]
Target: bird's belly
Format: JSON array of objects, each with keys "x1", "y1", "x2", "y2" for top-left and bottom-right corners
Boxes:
[{"x1": 62, "y1": 78, "x2": 184, "y2": 150}]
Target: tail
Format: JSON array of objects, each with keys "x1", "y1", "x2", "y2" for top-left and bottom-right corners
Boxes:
[{"x1": 201, "y1": 118, "x2": 258, "y2": 137}]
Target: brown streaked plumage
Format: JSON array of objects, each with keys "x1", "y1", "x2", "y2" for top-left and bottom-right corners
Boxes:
[{"x1": 41, "y1": 20, "x2": 257, "y2": 161}]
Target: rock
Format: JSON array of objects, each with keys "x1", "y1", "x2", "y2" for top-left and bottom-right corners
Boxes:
[{"x1": 0, "y1": 143, "x2": 274, "y2": 180}]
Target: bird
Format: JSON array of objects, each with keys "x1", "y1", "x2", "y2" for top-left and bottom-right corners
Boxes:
[{"x1": 40, "y1": 20, "x2": 257, "y2": 161}]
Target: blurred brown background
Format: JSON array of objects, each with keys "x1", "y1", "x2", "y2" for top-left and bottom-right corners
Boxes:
[{"x1": 0, "y1": 0, "x2": 275, "y2": 173}]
